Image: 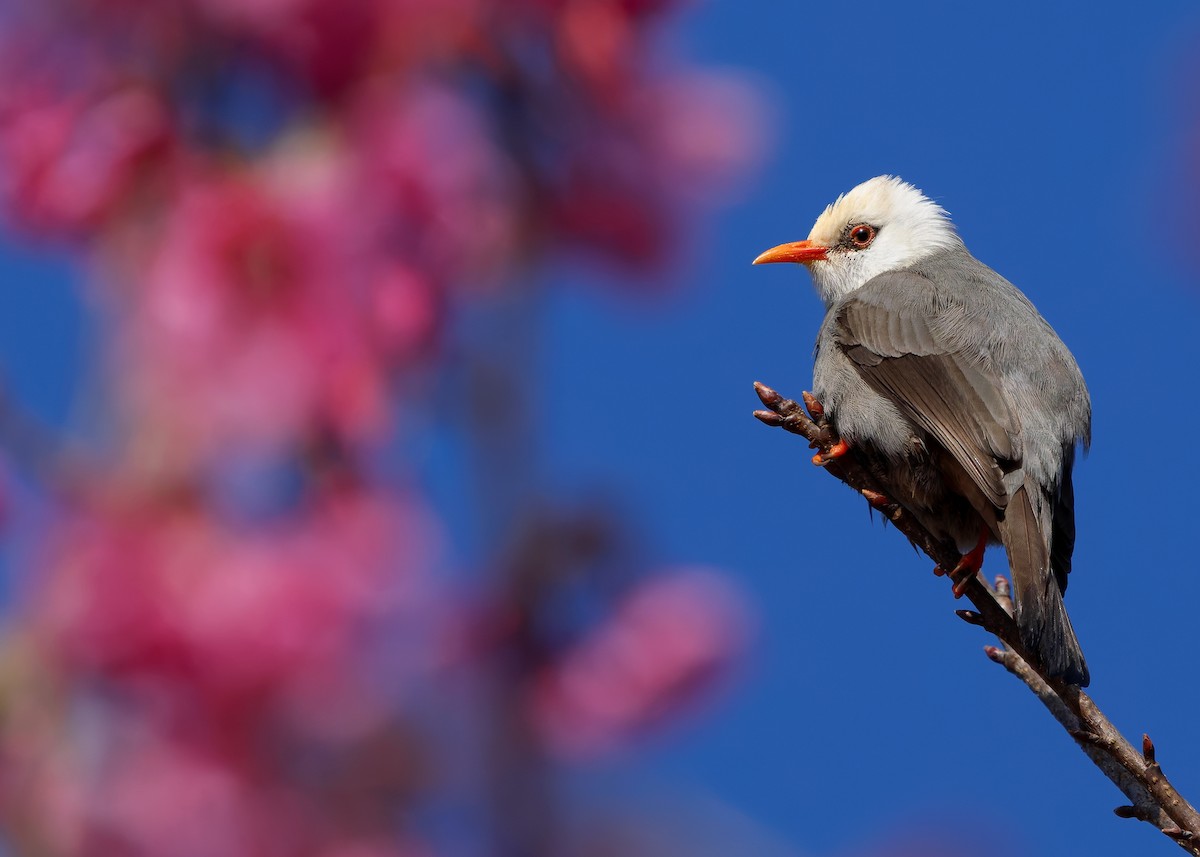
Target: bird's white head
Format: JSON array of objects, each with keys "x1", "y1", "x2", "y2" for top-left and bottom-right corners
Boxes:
[{"x1": 754, "y1": 176, "x2": 962, "y2": 306}]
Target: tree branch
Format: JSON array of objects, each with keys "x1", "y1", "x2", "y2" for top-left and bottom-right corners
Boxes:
[{"x1": 752, "y1": 381, "x2": 1200, "y2": 854}]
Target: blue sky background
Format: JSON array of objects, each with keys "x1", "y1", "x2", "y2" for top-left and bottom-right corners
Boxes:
[
  {"x1": 537, "y1": 3, "x2": 1200, "y2": 856},
  {"x1": 4, "y1": 2, "x2": 1200, "y2": 856}
]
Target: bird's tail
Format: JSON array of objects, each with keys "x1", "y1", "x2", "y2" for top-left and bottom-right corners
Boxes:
[{"x1": 998, "y1": 482, "x2": 1089, "y2": 687}]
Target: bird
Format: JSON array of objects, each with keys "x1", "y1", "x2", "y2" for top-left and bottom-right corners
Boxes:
[{"x1": 753, "y1": 175, "x2": 1092, "y2": 686}]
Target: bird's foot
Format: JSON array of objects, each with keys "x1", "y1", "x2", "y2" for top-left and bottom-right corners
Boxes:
[
  {"x1": 933, "y1": 529, "x2": 989, "y2": 598},
  {"x1": 811, "y1": 437, "x2": 850, "y2": 466},
  {"x1": 752, "y1": 385, "x2": 845, "y2": 463}
]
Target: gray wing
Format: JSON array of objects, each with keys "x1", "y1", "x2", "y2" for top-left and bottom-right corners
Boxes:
[{"x1": 832, "y1": 271, "x2": 1019, "y2": 510}]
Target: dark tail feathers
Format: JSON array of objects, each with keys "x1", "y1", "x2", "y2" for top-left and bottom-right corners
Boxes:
[{"x1": 999, "y1": 483, "x2": 1089, "y2": 687}]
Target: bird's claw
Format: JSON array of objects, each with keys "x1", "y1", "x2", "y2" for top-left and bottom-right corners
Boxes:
[
  {"x1": 933, "y1": 529, "x2": 989, "y2": 598},
  {"x1": 811, "y1": 437, "x2": 850, "y2": 466},
  {"x1": 950, "y1": 571, "x2": 980, "y2": 599}
]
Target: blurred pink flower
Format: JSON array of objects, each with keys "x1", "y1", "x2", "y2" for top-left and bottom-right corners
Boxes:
[
  {"x1": 546, "y1": 72, "x2": 767, "y2": 273},
  {"x1": 184, "y1": 0, "x2": 375, "y2": 93},
  {"x1": 635, "y1": 71, "x2": 770, "y2": 203},
  {"x1": 346, "y1": 79, "x2": 519, "y2": 289},
  {"x1": 86, "y1": 730, "x2": 295, "y2": 857},
  {"x1": 527, "y1": 568, "x2": 750, "y2": 759},
  {"x1": 0, "y1": 83, "x2": 171, "y2": 235},
  {"x1": 369, "y1": 263, "x2": 442, "y2": 363},
  {"x1": 551, "y1": 154, "x2": 674, "y2": 271},
  {"x1": 5, "y1": 708, "x2": 439, "y2": 857},
  {"x1": 111, "y1": 145, "x2": 421, "y2": 457},
  {"x1": 34, "y1": 486, "x2": 434, "y2": 732},
  {"x1": 0, "y1": 0, "x2": 765, "y2": 853},
  {"x1": 317, "y1": 838, "x2": 436, "y2": 857},
  {"x1": 371, "y1": 0, "x2": 482, "y2": 71}
]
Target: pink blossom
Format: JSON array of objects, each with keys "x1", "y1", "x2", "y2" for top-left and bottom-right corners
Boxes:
[
  {"x1": 317, "y1": 838, "x2": 436, "y2": 857},
  {"x1": 3, "y1": 708, "x2": 300, "y2": 857},
  {"x1": 346, "y1": 80, "x2": 519, "y2": 290},
  {"x1": 547, "y1": 69, "x2": 767, "y2": 273},
  {"x1": 85, "y1": 731, "x2": 292, "y2": 857},
  {"x1": 185, "y1": 0, "x2": 375, "y2": 94},
  {"x1": 633, "y1": 70, "x2": 770, "y2": 203},
  {"x1": 0, "y1": 0, "x2": 763, "y2": 853},
  {"x1": 550, "y1": 155, "x2": 675, "y2": 271},
  {"x1": 369, "y1": 263, "x2": 442, "y2": 364},
  {"x1": 33, "y1": 487, "x2": 435, "y2": 733},
  {"x1": 527, "y1": 568, "x2": 750, "y2": 759},
  {"x1": 0, "y1": 83, "x2": 171, "y2": 236},
  {"x1": 370, "y1": 0, "x2": 482, "y2": 70},
  {"x1": 109, "y1": 145, "x2": 424, "y2": 457}
]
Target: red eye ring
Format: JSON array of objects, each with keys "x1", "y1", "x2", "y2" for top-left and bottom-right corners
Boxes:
[{"x1": 849, "y1": 224, "x2": 876, "y2": 249}]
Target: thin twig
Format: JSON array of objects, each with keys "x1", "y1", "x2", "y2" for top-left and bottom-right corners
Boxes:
[{"x1": 753, "y1": 381, "x2": 1200, "y2": 854}]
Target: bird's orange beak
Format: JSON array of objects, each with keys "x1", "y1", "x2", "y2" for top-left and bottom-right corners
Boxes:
[{"x1": 752, "y1": 240, "x2": 829, "y2": 265}]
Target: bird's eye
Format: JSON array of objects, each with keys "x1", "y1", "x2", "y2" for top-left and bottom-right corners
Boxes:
[{"x1": 849, "y1": 224, "x2": 876, "y2": 249}]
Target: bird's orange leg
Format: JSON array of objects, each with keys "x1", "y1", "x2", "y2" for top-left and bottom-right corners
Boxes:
[
  {"x1": 812, "y1": 438, "x2": 850, "y2": 466},
  {"x1": 933, "y1": 528, "x2": 989, "y2": 599}
]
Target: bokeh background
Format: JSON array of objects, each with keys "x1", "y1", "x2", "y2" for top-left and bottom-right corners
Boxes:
[{"x1": 1, "y1": 1, "x2": 1199, "y2": 856}]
